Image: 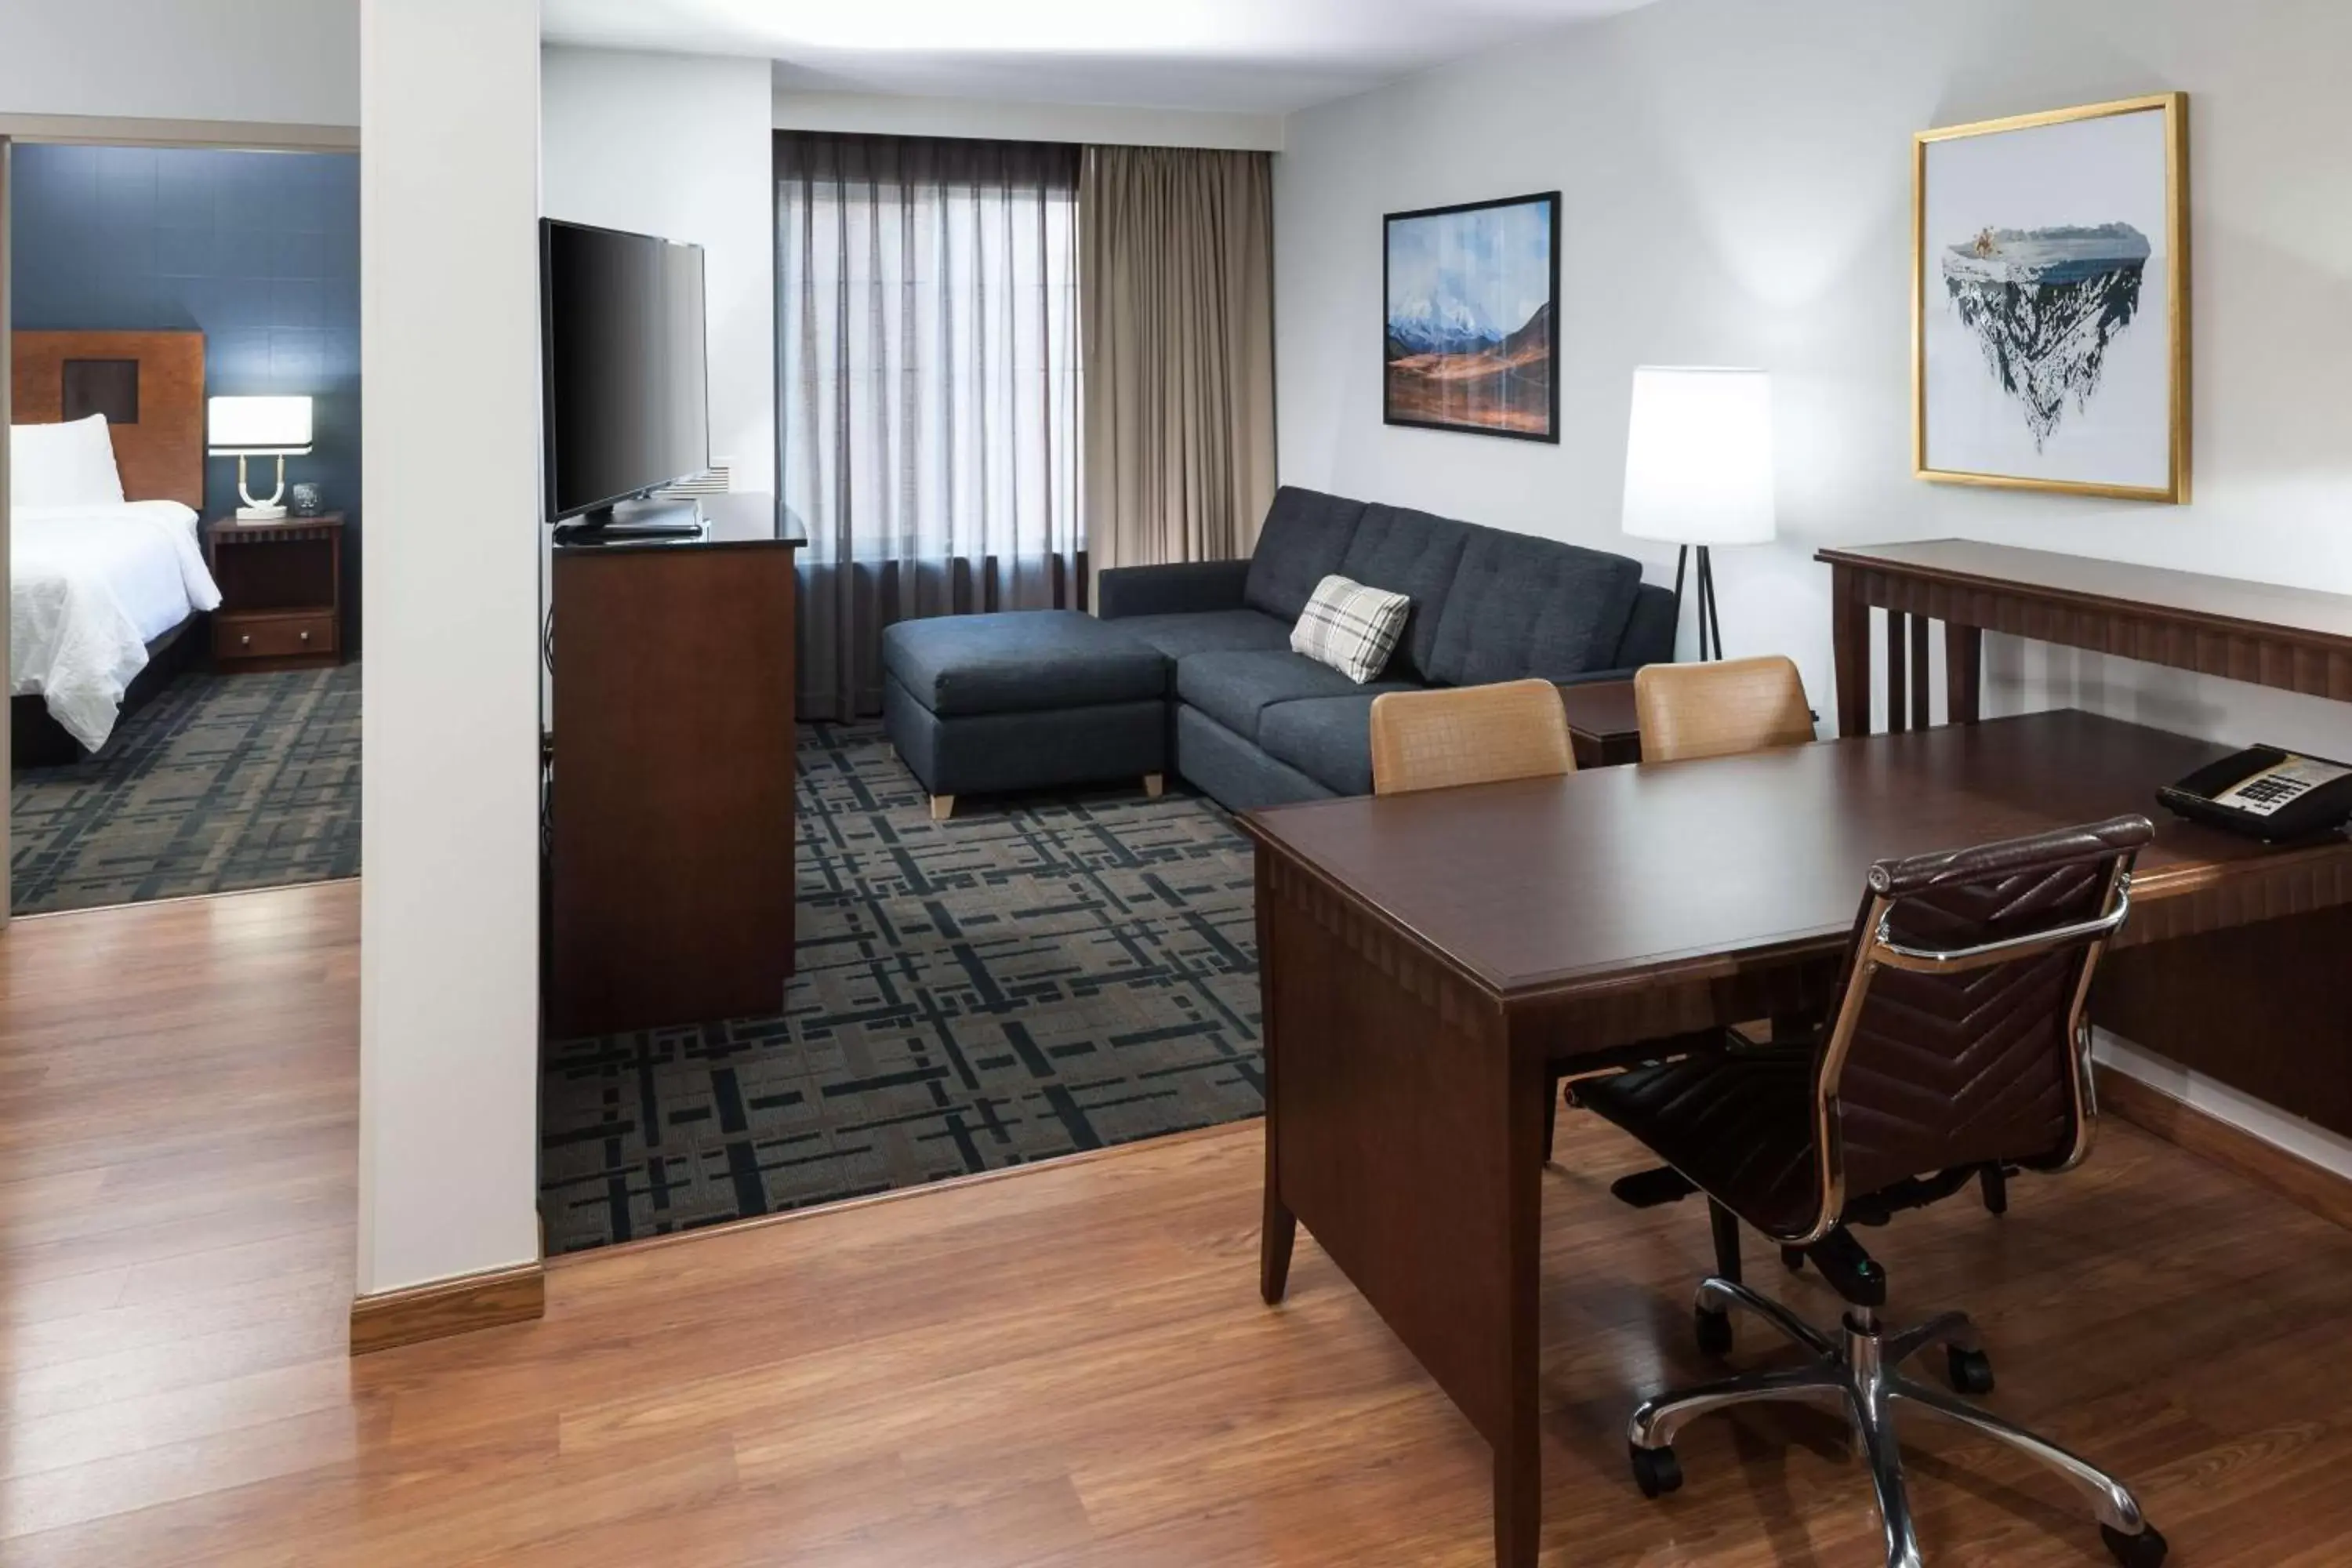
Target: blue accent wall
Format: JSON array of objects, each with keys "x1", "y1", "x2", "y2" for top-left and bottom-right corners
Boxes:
[{"x1": 9, "y1": 144, "x2": 361, "y2": 649}]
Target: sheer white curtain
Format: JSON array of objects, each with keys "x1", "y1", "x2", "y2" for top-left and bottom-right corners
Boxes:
[{"x1": 779, "y1": 133, "x2": 1082, "y2": 720}]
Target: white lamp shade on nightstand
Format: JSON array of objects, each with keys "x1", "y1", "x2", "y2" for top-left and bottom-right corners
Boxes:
[
  {"x1": 1621, "y1": 367, "x2": 1776, "y2": 547},
  {"x1": 207, "y1": 395, "x2": 314, "y2": 455}
]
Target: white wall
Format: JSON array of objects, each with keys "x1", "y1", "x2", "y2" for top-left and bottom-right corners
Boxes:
[
  {"x1": 776, "y1": 85, "x2": 1283, "y2": 153},
  {"x1": 0, "y1": 0, "x2": 358, "y2": 126},
  {"x1": 357, "y1": 0, "x2": 543, "y2": 1297},
  {"x1": 1276, "y1": 0, "x2": 2352, "y2": 1162},
  {"x1": 1276, "y1": 0, "x2": 2352, "y2": 756},
  {"x1": 545, "y1": 47, "x2": 776, "y2": 493}
]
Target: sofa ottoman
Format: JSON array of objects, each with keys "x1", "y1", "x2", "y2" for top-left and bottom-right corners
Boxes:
[{"x1": 880, "y1": 610, "x2": 1170, "y2": 818}]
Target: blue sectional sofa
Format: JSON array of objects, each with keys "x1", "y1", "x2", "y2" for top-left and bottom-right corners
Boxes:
[{"x1": 1096, "y1": 486, "x2": 1677, "y2": 811}]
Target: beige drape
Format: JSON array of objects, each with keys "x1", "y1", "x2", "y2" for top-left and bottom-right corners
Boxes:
[{"x1": 1079, "y1": 145, "x2": 1276, "y2": 577}]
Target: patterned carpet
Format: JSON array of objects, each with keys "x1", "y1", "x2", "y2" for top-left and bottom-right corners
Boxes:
[
  {"x1": 11, "y1": 663, "x2": 361, "y2": 915},
  {"x1": 539, "y1": 721, "x2": 1265, "y2": 1255}
]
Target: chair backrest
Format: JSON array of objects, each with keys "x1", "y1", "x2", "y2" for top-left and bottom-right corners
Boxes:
[
  {"x1": 1798, "y1": 815, "x2": 2153, "y2": 1240},
  {"x1": 1634, "y1": 655, "x2": 1815, "y2": 764},
  {"x1": 1368, "y1": 679, "x2": 1575, "y2": 796}
]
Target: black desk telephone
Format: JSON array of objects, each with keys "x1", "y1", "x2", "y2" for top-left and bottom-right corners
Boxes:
[{"x1": 2158, "y1": 746, "x2": 2352, "y2": 843}]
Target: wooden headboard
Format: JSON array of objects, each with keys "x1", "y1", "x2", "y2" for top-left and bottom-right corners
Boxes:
[{"x1": 10, "y1": 331, "x2": 205, "y2": 510}]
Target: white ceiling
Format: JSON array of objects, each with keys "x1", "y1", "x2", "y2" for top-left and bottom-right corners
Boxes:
[{"x1": 539, "y1": 0, "x2": 1655, "y2": 117}]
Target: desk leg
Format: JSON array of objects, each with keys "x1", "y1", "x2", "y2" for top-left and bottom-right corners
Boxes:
[
  {"x1": 1258, "y1": 851, "x2": 1546, "y2": 1568},
  {"x1": 1946, "y1": 623, "x2": 1983, "y2": 724},
  {"x1": 1885, "y1": 612, "x2": 1909, "y2": 733},
  {"x1": 1261, "y1": 1177, "x2": 1297, "y2": 1305},
  {"x1": 1258, "y1": 858, "x2": 1297, "y2": 1305},
  {"x1": 1831, "y1": 564, "x2": 1872, "y2": 739}
]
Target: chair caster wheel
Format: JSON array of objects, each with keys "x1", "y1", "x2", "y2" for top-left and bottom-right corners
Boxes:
[
  {"x1": 1780, "y1": 1247, "x2": 1806, "y2": 1273},
  {"x1": 2101, "y1": 1522, "x2": 2167, "y2": 1567},
  {"x1": 1694, "y1": 1305, "x2": 1733, "y2": 1356},
  {"x1": 1630, "y1": 1443, "x2": 1683, "y2": 1499},
  {"x1": 1946, "y1": 1345, "x2": 1995, "y2": 1396}
]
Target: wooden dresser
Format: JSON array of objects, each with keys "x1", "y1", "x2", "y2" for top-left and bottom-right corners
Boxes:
[{"x1": 546, "y1": 494, "x2": 804, "y2": 1037}]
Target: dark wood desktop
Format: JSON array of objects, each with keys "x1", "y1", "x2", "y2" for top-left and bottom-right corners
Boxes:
[
  {"x1": 546, "y1": 493, "x2": 804, "y2": 1037},
  {"x1": 1242, "y1": 710, "x2": 2352, "y2": 1568}
]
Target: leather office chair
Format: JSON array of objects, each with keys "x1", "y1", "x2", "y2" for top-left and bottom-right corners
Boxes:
[
  {"x1": 1368, "y1": 679, "x2": 1575, "y2": 796},
  {"x1": 1576, "y1": 816, "x2": 2167, "y2": 1568},
  {"x1": 1634, "y1": 655, "x2": 1816, "y2": 764}
]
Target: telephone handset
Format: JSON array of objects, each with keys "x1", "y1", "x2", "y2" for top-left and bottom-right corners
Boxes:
[{"x1": 2158, "y1": 746, "x2": 2352, "y2": 844}]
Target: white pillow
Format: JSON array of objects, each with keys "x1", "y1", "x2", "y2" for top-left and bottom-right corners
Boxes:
[
  {"x1": 9, "y1": 413, "x2": 127, "y2": 510},
  {"x1": 1291, "y1": 574, "x2": 1412, "y2": 684}
]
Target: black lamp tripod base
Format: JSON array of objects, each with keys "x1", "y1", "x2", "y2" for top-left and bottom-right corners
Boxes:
[{"x1": 1671, "y1": 545, "x2": 1727, "y2": 662}]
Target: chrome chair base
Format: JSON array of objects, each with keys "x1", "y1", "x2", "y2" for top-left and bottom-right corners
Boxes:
[{"x1": 1626, "y1": 1276, "x2": 2169, "y2": 1568}]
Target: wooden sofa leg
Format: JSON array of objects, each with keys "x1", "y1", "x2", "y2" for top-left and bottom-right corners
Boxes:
[
  {"x1": 1144, "y1": 772, "x2": 1165, "y2": 799},
  {"x1": 931, "y1": 794, "x2": 956, "y2": 822}
]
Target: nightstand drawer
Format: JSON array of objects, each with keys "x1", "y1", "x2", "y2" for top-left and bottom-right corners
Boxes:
[{"x1": 216, "y1": 611, "x2": 337, "y2": 662}]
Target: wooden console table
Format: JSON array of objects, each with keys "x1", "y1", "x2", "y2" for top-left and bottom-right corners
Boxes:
[
  {"x1": 1817, "y1": 537, "x2": 2352, "y2": 1142},
  {"x1": 1818, "y1": 539, "x2": 2352, "y2": 737}
]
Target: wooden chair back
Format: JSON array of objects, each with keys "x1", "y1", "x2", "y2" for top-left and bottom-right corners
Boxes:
[
  {"x1": 1369, "y1": 679, "x2": 1575, "y2": 796},
  {"x1": 1635, "y1": 655, "x2": 1815, "y2": 764}
]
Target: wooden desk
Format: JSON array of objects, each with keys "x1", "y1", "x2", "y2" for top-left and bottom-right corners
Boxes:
[
  {"x1": 1817, "y1": 537, "x2": 2352, "y2": 1138},
  {"x1": 1241, "y1": 710, "x2": 2352, "y2": 1568}
]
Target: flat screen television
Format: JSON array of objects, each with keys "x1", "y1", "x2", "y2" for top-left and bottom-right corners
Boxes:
[{"x1": 540, "y1": 218, "x2": 709, "y2": 524}]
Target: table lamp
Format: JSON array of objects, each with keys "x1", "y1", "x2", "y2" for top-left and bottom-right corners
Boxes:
[
  {"x1": 1620, "y1": 367, "x2": 1776, "y2": 661},
  {"x1": 208, "y1": 395, "x2": 314, "y2": 521}
]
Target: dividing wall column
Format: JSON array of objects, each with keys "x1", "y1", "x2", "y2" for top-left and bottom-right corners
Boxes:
[{"x1": 354, "y1": 0, "x2": 544, "y2": 1341}]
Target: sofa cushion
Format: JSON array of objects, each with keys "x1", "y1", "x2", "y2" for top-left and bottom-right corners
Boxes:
[
  {"x1": 1254, "y1": 692, "x2": 1386, "y2": 797},
  {"x1": 1243, "y1": 487, "x2": 1366, "y2": 623},
  {"x1": 1338, "y1": 503, "x2": 1472, "y2": 679},
  {"x1": 881, "y1": 609, "x2": 1167, "y2": 718},
  {"x1": 1176, "y1": 649, "x2": 1412, "y2": 743},
  {"x1": 1425, "y1": 529, "x2": 1645, "y2": 687},
  {"x1": 1105, "y1": 608, "x2": 1294, "y2": 662}
]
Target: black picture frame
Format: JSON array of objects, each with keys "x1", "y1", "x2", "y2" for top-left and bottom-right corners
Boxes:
[{"x1": 1382, "y1": 190, "x2": 1562, "y2": 444}]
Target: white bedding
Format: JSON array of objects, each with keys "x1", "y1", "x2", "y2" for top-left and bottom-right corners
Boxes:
[{"x1": 12, "y1": 501, "x2": 223, "y2": 751}]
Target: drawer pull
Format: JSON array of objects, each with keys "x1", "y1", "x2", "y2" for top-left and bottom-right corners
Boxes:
[
  {"x1": 299, "y1": 630, "x2": 311, "y2": 643},
  {"x1": 240, "y1": 633, "x2": 252, "y2": 648}
]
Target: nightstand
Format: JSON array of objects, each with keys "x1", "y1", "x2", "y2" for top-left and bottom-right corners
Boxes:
[{"x1": 204, "y1": 512, "x2": 345, "y2": 670}]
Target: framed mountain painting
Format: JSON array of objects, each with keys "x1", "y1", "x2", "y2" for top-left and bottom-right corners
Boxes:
[
  {"x1": 1384, "y1": 191, "x2": 1560, "y2": 442},
  {"x1": 1914, "y1": 93, "x2": 2190, "y2": 502}
]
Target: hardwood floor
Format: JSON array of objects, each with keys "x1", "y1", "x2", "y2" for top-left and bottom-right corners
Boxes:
[{"x1": 7, "y1": 881, "x2": 2352, "y2": 1564}]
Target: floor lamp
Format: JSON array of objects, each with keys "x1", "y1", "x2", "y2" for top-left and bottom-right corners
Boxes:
[{"x1": 1620, "y1": 366, "x2": 1777, "y2": 662}]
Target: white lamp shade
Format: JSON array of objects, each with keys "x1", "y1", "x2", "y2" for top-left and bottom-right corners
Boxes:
[
  {"x1": 208, "y1": 395, "x2": 314, "y2": 454},
  {"x1": 1620, "y1": 367, "x2": 1776, "y2": 546}
]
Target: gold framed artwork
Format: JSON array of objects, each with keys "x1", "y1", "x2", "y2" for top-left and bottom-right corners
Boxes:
[{"x1": 1913, "y1": 93, "x2": 2190, "y2": 503}]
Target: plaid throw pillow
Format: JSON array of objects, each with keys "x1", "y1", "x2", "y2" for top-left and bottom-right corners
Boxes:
[{"x1": 1290, "y1": 574, "x2": 1411, "y2": 684}]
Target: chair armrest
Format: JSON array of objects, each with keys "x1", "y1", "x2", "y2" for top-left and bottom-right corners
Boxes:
[{"x1": 1096, "y1": 559, "x2": 1253, "y2": 619}]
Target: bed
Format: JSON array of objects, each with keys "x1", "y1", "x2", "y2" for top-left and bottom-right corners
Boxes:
[{"x1": 10, "y1": 332, "x2": 222, "y2": 764}]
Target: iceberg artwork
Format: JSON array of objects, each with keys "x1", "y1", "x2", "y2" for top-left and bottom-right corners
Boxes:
[
  {"x1": 1915, "y1": 95, "x2": 2188, "y2": 502},
  {"x1": 1385, "y1": 192, "x2": 1559, "y2": 441},
  {"x1": 1942, "y1": 223, "x2": 2149, "y2": 450}
]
